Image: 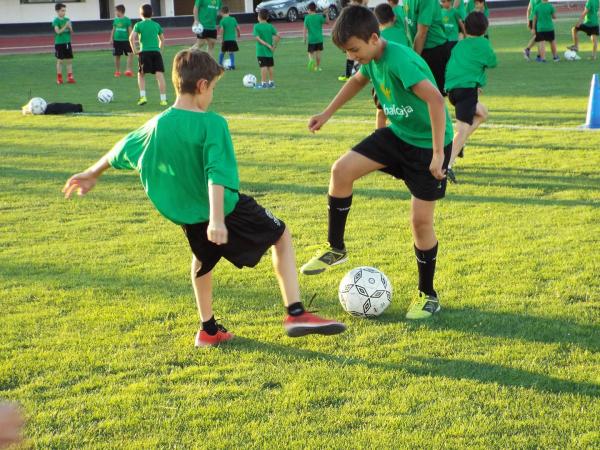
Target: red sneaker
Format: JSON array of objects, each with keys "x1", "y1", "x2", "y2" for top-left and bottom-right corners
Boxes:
[
  {"x1": 124, "y1": 70, "x2": 134, "y2": 77},
  {"x1": 194, "y1": 325, "x2": 234, "y2": 347},
  {"x1": 283, "y1": 311, "x2": 346, "y2": 337},
  {"x1": 67, "y1": 75, "x2": 76, "y2": 84},
  {"x1": 56, "y1": 74, "x2": 63, "y2": 85},
  {"x1": 114, "y1": 71, "x2": 121, "y2": 77}
]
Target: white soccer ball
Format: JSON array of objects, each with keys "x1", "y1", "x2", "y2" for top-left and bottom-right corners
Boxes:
[
  {"x1": 192, "y1": 23, "x2": 204, "y2": 35},
  {"x1": 27, "y1": 97, "x2": 47, "y2": 115},
  {"x1": 564, "y1": 50, "x2": 580, "y2": 61},
  {"x1": 243, "y1": 74, "x2": 257, "y2": 88},
  {"x1": 338, "y1": 266, "x2": 392, "y2": 318},
  {"x1": 223, "y1": 58, "x2": 232, "y2": 69},
  {"x1": 97, "y1": 88, "x2": 114, "y2": 103}
]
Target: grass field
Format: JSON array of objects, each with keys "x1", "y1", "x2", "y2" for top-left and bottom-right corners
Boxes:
[{"x1": 1, "y1": 18, "x2": 600, "y2": 449}]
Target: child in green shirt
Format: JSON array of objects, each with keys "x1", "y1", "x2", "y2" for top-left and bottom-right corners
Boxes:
[
  {"x1": 568, "y1": 0, "x2": 599, "y2": 60},
  {"x1": 523, "y1": 0, "x2": 542, "y2": 60},
  {"x1": 52, "y1": 3, "x2": 75, "y2": 84},
  {"x1": 444, "y1": 11, "x2": 497, "y2": 182},
  {"x1": 301, "y1": 6, "x2": 453, "y2": 321},
  {"x1": 253, "y1": 9, "x2": 280, "y2": 88},
  {"x1": 441, "y1": 0, "x2": 466, "y2": 48},
  {"x1": 303, "y1": 2, "x2": 329, "y2": 72},
  {"x1": 387, "y1": 0, "x2": 410, "y2": 45},
  {"x1": 532, "y1": 0, "x2": 559, "y2": 62},
  {"x1": 129, "y1": 4, "x2": 167, "y2": 106},
  {"x1": 110, "y1": 4, "x2": 133, "y2": 77},
  {"x1": 218, "y1": 6, "x2": 240, "y2": 69},
  {"x1": 62, "y1": 49, "x2": 346, "y2": 348},
  {"x1": 193, "y1": 0, "x2": 222, "y2": 53}
]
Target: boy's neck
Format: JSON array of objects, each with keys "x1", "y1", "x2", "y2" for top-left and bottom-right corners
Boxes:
[
  {"x1": 258, "y1": 19, "x2": 267, "y2": 23},
  {"x1": 374, "y1": 39, "x2": 386, "y2": 61},
  {"x1": 173, "y1": 94, "x2": 208, "y2": 112},
  {"x1": 380, "y1": 22, "x2": 394, "y2": 30}
]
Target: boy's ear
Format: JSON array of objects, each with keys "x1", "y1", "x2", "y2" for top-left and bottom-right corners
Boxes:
[
  {"x1": 369, "y1": 32, "x2": 380, "y2": 45},
  {"x1": 196, "y1": 79, "x2": 209, "y2": 93}
]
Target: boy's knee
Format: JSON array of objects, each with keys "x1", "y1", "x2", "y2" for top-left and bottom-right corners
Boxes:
[
  {"x1": 331, "y1": 157, "x2": 352, "y2": 183},
  {"x1": 191, "y1": 256, "x2": 202, "y2": 274}
]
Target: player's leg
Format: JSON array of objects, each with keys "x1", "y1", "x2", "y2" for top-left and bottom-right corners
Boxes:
[
  {"x1": 219, "y1": 50, "x2": 225, "y2": 65},
  {"x1": 207, "y1": 38, "x2": 216, "y2": 54},
  {"x1": 156, "y1": 71, "x2": 167, "y2": 105},
  {"x1": 376, "y1": 109, "x2": 387, "y2": 129},
  {"x1": 308, "y1": 50, "x2": 315, "y2": 71},
  {"x1": 316, "y1": 50, "x2": 322, "y2": 69},
  {"x1": 538, "y1": 41, "x2": 546, "y2": 60},
  {"x1": 56, "y1": 58, "x2": 63, "y2": 84},
  {"x1": 229, "y1": 51, "x2": 235, "y2": 69},
  {"x1": 195, "y1": 37, "x2": 207, "y2": 50},
  {"x1": 125, "y1": 52, "x2": 134, "y2": 75},
  {"x1": 550, "y1": 39, "x2": 558, "y2": 59},
  {"x1": 267, "y1": 66, "x2": 274, "y2": 87},
  {"x1": 114, "y1": 55, "x2": 121, "y2": 75},
  {"x1": 592, "y1": 35, "x2": 598, "y2": 59},
  {"x1": 406, "y1": 197, "x2": 441, "y2": 319},
  {"x1": 260, "y1": 66, "x2": 267, "y2": 84},
  {"x1": 571, "y1": 25, "x2": 580, "y2": 50},
  {"x1": 449, "y1": 102, "x2": 488, "y2": 167},
  {"x1": 65, "y1": 58, "x2": 75, "y2": 83},
  {"x1": 137, "y1": 70, "x2": 147, "y2": 105}
]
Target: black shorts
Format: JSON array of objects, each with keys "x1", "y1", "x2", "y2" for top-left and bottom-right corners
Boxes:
[
  {"x1": 221, "y1": 40, "x2": 239, "y2": 52},
  {"x1": 421, "y1": 41, "x2": 451, "y2": 96},
  {"x1": 371, "y1": 87, "x2": 382, "y2": 110},
  {"x1": 575, "y1": 23, "x2": 600, "y2": 35},
  {"x1": 535, "y1": 30, "x2": 555, "y2": 42},
  {"x1": 138, "y1": 51, "x2": 164, "y2": 74},
  {"x1": 448, "y1": 87, "x2": 478, "y2": 125},
  {"x1": 307, "y1": 42, "x2": 324, "y2": 52},
  {"x1": 197, "y1": 28, "x2": 218, "y2": 39},
  {"x1": 258, "y1": 56, "x2": 274, "y2": 67},
  {"x1": 182, "y1": 194, "x2": 286, "y2": 277},
  {"x1": 54, "y1": 43, "x2": 73, "y2": 60},
  {"x1": 448, "y1": 40, "x2": 458, "y2": 51},
  {"x1": 113, "y1": 40, "x2": 132, "y2": 56},
  {"x1": 352, "y1": 128, "x2": 452, "y2": 201}
]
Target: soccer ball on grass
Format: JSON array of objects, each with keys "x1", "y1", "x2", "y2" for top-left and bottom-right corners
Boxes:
[
  {"x1": 243, "y1": 74, "x2": 257, "y2": 88},
  {"x1": 338, "y1": 267, "x2": 392, "y2": 317},
  {"x1": 97, "y1": 89, "x2": 114, "y2": 103},
  {"x1": 22, "y1": 97, "x2": 47, "y2": 115}
]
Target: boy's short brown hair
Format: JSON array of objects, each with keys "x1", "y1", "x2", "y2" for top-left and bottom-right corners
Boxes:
[
  {"x1": 141, "y1": 4, "x2": 153, "y2": 18},
  {"x1": 115, "y1": 4, "x2": 126, "y2": 14},
  {"x1": 55, "y1": 3, "x2": 66, "y2": 11},
  {"x1": 221, "y1": 5, "x2": 229, "y2": 13},
  {"x1": 332, "y1": 5, "x2": 379, "y2": 48},
  {"x1": 172, "y1": 49, "x2": 224, "y2": 95},
  {"x1": 258, "y1": 9, "x2": 269, "y2": 20},
  {"x1": 465, "y1": 11, "x2": 488, "y2": 35},
  {"x1": 374, "y1": 3, "x2": 395, "y2": 25}
]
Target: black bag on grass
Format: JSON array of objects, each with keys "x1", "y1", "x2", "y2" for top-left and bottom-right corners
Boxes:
[{"x1": 44, "y1": 103, "x2": 83, "y2": 114}]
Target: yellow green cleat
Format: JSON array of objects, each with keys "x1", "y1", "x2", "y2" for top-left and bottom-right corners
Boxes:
[
  {"x1": 137, "y1": 96, "x2": 147, "y2": 106},
  {"x1": 406, "y1": 292, "x2": 441, "y2": 320},
  {"x1": 300, "y1": 246, "x2": 348, "y2": 275}
]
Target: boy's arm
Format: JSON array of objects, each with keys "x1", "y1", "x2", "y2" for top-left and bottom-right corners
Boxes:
[
  {"x1": 63, "y1": 154, "x2": 112, "y2": 198},
  {"x1": 255, "y1": 36, "x2": 271, "y2": 48},
  {"x1": 273, "y1": 33, "x2": 281, "y2": 49},
  {"x1": 158, "y1": 33, "x2": 164, "y2": 50},
  {"x1": 324, "y1": 8, "x2": 330, "y2": 23},
  {"x1": 303, "y1": 24, "x2": 307, "y2": 42},
  {"x1": 577, "y1": 8, "x2": 588, "y2": 25},
  {"x1": 67, "y1": 20, "x2": 73, "y2": 32},
  {"x1": 413, "y1": 24, "x2": 429, "y2": 54},
  {"x1": 193, "y1": 4, "x2": 199, "y2": 25},
  {"x1": 526, "y1": 2, "x2": 531, "y2": 25},
  {"x1": 411, "y1": 79, "x2": 447, "y2": 180},
  {"x1": 129, "y1": 30, "x2": 138, "y2": 54},
  {"x1": 110, "y1": 27, "x2": 115, "y2": 43},
  {"x1": 237, "y1": 25, "x2": 241, "y2": 39},
  {"x1": 458, "y1": 18, "x2": 466, "y2": 36},
  {"x1": 308, "y1": 72, "x2": 370, "y2": 132},
  {"x1": 207, "y1": 184, "x2": 228, "y2": 245},
  {"x1": 532, "y1": 15, "x2": 537, "y2": 31}
]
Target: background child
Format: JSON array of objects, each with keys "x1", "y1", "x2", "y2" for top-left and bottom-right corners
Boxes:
[
  {"x1": 193, "y1": 0, "x2": 222, "y2": 53},
  {"x1": 524, "y1": 0, "x2": 541, "y2": 60},
  {"x1": 253, "y1": 9, "x2": 280, "y2": 88},
  {"x1": 52, "y1": 3, "x2": 75, "y2": 84},
  {"x1": 111, "y1": 4, "x2": 133, "y2": 77},
  {"x1": 568, "y1": 0, "x2": 599, "y2": 60},
  {"x1": 218, "y1": 6, "x2": 240, "y2": 69},
  {"x1": 445, "y1": 11, "x2": 497, "y2": 182},
  {"x1": 532, "y1": 0, "x2": 559, "y2": 62},
  {"x1": 62, "y1": 49, "x2": 346, "y2": 347},
  {"x1": 441, "y1": 0, "x2": 466, "y2": 49},
  {"x1": 129, "y1": 4, "x2": 167, "y2": 106},
  {"x1": 387, "y1": 0, "x2": 409, "y2": 45},
  {"x1": 303, "y1": 2, "x2": 329, "y2": 72},
  {"x1": 473, "y1": 0, "x2": 490, "y2": 38},
  {"x1": 338, "y1": 0, "x2": 366, "y2": 81}
]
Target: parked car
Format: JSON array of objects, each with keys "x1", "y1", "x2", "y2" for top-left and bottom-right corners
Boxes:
[{"x1": 255, "y1": 0, "x2": 341, "y2": 23}]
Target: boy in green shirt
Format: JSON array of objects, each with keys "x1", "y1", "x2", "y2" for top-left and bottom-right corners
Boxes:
[
  {"x1": 218, "y1": 6, "x2": 240, "y2": 69},
  {"x1": 253, "y1": 9, "x2": 280, "y2": 88},
  {"x1": 441, "y1": 0, "x2": 466, "y2": 49},
  {"x1": 386, "y1": 0, "x2": 410, "y2": 46},
  {"x1": 110, "y1": 4, "x2": 133, "y2": 77},
  {"x1": 129, "y1": 4, "x2": 167, "y2": 106},
  {"x1": 532, "y1": 0, "x2": 559, "y2": 63},
  {"x1": 52, "y1": 3, "x2": 75, "y2": 85},
  {"x1": 304, "y1": 2, "x2": 329, "y2": 72},
  {"x1": 338, "y1": 0, "x2": 366, "y2": 81},
  {"x1": 568, "y1": 0, "x2": 599, "y2": 60},
  {"x1": 193, "y1": 0, "x2": 222, "y2": 53},
  {"x1": 62, "y1": 49, "x2": 346, "y2": 347},
  {"x1": 444, "y1": 11, "x2": 497, "y2": 182},
  {"x1": 301, "y1": 6, "x2": 453, "y2": 320},
  {"x1": 524, "y1": 0, "x2": 542, "y2": 60}
]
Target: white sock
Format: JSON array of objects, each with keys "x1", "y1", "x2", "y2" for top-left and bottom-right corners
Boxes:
[
  {"x1": 140, "y1": 90, "x2": 146, "y2": 97},
  {"x1": 160, "y1": 94, "x2": 166, "y2": 101}
]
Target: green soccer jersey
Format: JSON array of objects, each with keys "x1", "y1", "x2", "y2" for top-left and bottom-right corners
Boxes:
[
  {"x1": 534, "y1": 2, "x2": 555, "y2": 32},
  {"x1": 219, "y1": 16, "x2": 238, "y2": 41},
  {"x1": 195, "y1": 0, "x2": 222, "y2": 30},
  {"x1": 359, "y1": 42, "x2": 453, "y2": 148},
  {"x1": 455, "y1": 0, "x2": 467, "y2": 19},
  {"x1": 52, "y1": 16, "x2": 71, "y2": 44},
  {"x1": 529, "y1": 0, "x2": 542, "y2": 20},
  {"x1": 107, "y1": 108, "x2": 240, "y2": 225},
  {"x1": 304, "y1": 13, "x2": 326, "y2": 44},
  {"x1": 393, "y1": 4, "x2": 410, "y2": 44},
  {"x1": 584, "y1": 0, "x2": 599, "y2": 26},
  {"x1": 403, "y1": 0, "x2": 448, "y2": 49},
  {"x1": 253, "y1": 22, "x2": 278, "y2": 57},
  {"x1": 441, "y1": 7, "x2": 462, "y2": 41},
  {"x1": 113, "y1": 16, "x2": 132, "y2": 42},
  {"x1": 444, "y1": 36, "x2": 497, "y2": 91},
  {"x1": 132, "y1": 19, "x2": 163, "y2": 52},
  {"x1": 466, "y1": 0, "x2": 489, "y2": 17},
  {"x1": 381, "y1": 25, "x2": 409, "y2": 46}
]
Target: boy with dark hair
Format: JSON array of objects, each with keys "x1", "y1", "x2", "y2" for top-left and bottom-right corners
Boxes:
[
  {"x1": 466, "y1": 0, "x2": 488, "y2": 16},
  {"x1": 63, "y1": 49, "x2": 346, "y2": 347},
  {"x1": 568, "y1": 0, "x2": 599, "y2": 60},
  {"x1": 441, "y1": 0, "x2": 466, "y2": 49},
  {"x1": 403, "y1": 0, "x2": 451, "y2": 94},
  {"x1": 523, "y1": 0, "x2": 541, "y2": 60},
  {"x1": 445, "y1": 11, "x2": 496, "y2": 182},
  {"x1": 338, "y1": 0, "x2": 365, "y2": 81},
  {"x1": 129, "y1": 4, "x2": 167, "y2": 106},
  {"x1": 53, "y1": 3, "x2": 75, "y2": 84},
  {"x1": 386, "y1": 0, "x2": 409, "y2": 45},
  {"x1": 301, "y1": 6, "x2": 453, "y2": 320},
  {"x1": 303, "y1": 2, "x2": 329, "y2": 72},
  {"x1": 193, "y1": 0, "x2": 222, "y2": 53},
  {"x1": 111, "y1": 4, "x2": 133, "y2": 77},
  {"x1": 218, "y1": 6, "x2": 240, "y2": 69},
  {"x1": 532, "y1": 0, "x2": 559, "y2": 63},
  {"x1": 253, "y1": 9, "x2": 280, "y2": 88}
]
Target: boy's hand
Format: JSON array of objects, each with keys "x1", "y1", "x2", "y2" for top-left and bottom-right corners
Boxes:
[
  {"x1": 207, "y1": 221, "x2": 228, "y2": 245},
  {"x1": 0, "y1": 402, "x2": 24, "y2": 449},
  {"x1": 429, "y1": 152, "x2": 446, "y2": 180},
  {"x1": 62, "y1": 171, "x2": 98, "y2": 198},
  {"x1": 308, "y1": 112, "x2": 331, "y2": 133}
]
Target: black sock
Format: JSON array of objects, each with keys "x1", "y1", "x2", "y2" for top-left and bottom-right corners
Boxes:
[
  {"x1": 202, "y1": 316, "x2": 218, "y2": 335},
  {"x1": 328, "y1": 195, "x2": 352, "y2": 251},
  {"x1": 345, "y1": 59, "x2": 353, "y2": 77},
  {"x1": 287, "y1": 302, "x2": 305, "y2": 316},
  {"x1": 415, "y1": 243, "x2": 438, "y2": 297}
]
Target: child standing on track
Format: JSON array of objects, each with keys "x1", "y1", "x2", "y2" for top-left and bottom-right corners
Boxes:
[
  {"x1": 253, "y1": 9, "x2": 280, "y2": 88},
  {"x1": 304, "y1": 2, "x2": 329, "y2": 72},
  {"x1": 111, "y1": 4, "x2": 134, "y2": 77},
  {"x1": 532, "y1": 0, "x2": 559, "y2": 62},
  {"x1": 53, "y1": 3, "x2": 75, "y2": 84},
  {"x1": 218, "y1": 6, "x2": 241, "y2": 69}
]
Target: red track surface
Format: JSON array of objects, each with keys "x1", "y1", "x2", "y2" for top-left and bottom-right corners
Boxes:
[{"x1": 0, "y1": 6, "x2": 578, "y2": 55}]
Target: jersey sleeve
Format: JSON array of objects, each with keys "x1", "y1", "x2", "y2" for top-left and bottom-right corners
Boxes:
[
  {"x1": 358, "y1": 63, "x2": 371, "y2": 80},
  {"x1": 132, "y1": 21, "x2": 140, "y2": 33},
  {"x1": 486, "y1": 43, "x2": 498, "y2": 68},
  {"x1": 107, "y1": 130, "x2": 145, "y2": 171},
  {"x1": 157, "y1": 23, "x2": 164, "y2": 34},
  {"x1": 416, "y1": 0, "x2": 435, "y2": 26},
  {"x1": 252, "y1": 24, "x2": 259, "y2": 36},
  {"x1": 394, "y1": 58, "x2": 428, "y2": 90},
  {"x1": 550, "y1": 4, "x2": 556, "y2": 14},
  {"x1": 194, "y1": 0, "x2": 202, "y2": 7},
  {"x1": 271, "y1": 24, "x2": 279, "y2": 35},
  {"x1": 204, "y1": 117, "x2": 240, "y2": 191}
]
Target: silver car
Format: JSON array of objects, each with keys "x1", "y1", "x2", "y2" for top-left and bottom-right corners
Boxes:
[{"x1": 255, "y1": 0, "x2": 341, "y2": 23}]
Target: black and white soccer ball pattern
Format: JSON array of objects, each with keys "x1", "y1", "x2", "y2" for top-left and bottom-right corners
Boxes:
[{"x1": 338, "y1": 266, "x2": 392, "y2": 318}]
